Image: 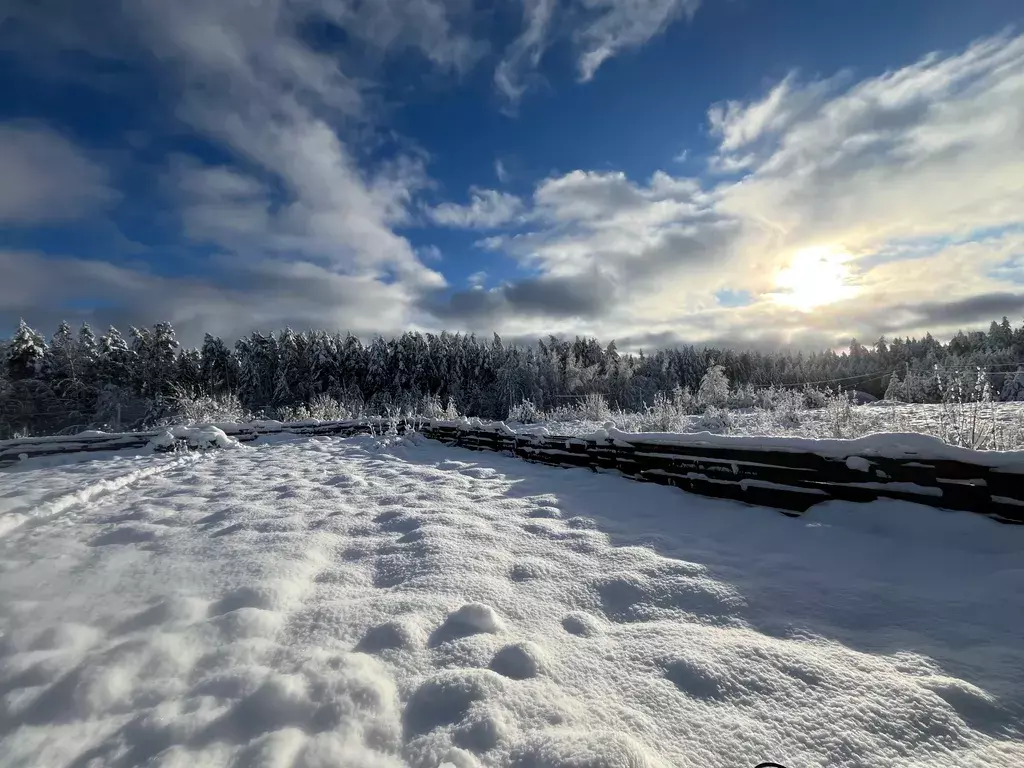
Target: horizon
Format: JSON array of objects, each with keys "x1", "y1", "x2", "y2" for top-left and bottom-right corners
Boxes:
[
  {"x1": 2, "y1": 313, "x2": 1017, "y2": 360},
  {"x1": 2, "y1": 1, "x2": 1023, "y2": 351}
]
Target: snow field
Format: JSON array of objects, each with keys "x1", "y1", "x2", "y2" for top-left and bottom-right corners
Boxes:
[{"x1": 0, "y1": 434, "x2": 1022, "y2": 767}]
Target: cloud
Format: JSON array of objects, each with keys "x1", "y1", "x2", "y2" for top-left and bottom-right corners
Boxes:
[
  {"x1": 495, "y1": 158, "x2": 510, "y2": 183},
  {"x1": 496, "y1": 0, "x2": 703, "y2": 104},
  {"x1": 575, "y1": 0, "x2": 702, "y2": 81},
  {"x1": 495, "y1": 0, "x2": 557, "y2": 105},
  {"x1": 449, "y1": 33, "x2": 1024, "y2": 348},
  {"x1": 715, "y1": 32, "x2": 1024, "y2": 250},
  {"x1": 0, "y1": 250, "x2": 416, "y2": 346},
  {"x1": 0, "y1": 123, "x2": 116, "y2": 224},
  {"x1": 423, "y1": 271, "x2": 617, "y2": 324},
  {"x1": 5, "y1": 10, "x2": 1024, "y2": 354},
  {"x1": 707, "y1": 72, "x2": 841, "y2": 155},
  {"x1": 6, "y1": 0, "x2": 461, "y2": 299},
  {"x1": 426, "y1": 188, "x2": 525, "y2": 229}
]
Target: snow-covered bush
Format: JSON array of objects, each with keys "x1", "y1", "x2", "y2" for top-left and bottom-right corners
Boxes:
[
  {"x1": 418, "y1": 393, "x2": 447, "y2": 420},
  {"x1": 307, "y1": 393, "x2": 352, "y2": 421},
  {"x1": 727, "y1": 383, "x2": 757, "y2": 409},
  {"x1": 697, "y1": 365, "x2": 730, "y2": 409},
  {"x1": 692, "y1": 405, "x2": 734, "y2": 433},
  {"x1": 580, "y1": 393, "x2": 610, "y2": 421},
  {"x1": 824, "y1": 389, "x2": 858, "y2": 439},
  {"x1": 639, "y1": 388, "x2": 691, "y2": 432},
  {"x1": 165, "y1": 391, "x2": 248, "y2": 425},
  {"x1": 508, "y1": 399, "x2": 544, "y2": 424},
  {"x1": 935, "y1": 366, "x2": 996, "y2": 450},
  {"x1": 802, "y1": 387, "x2": 828, "y2": 409}
]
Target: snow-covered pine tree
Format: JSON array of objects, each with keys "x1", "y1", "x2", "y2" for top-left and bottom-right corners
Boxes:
[
  {"x1": 148, "y1": 322, "x2": 179, "y2": 398},
  {"x1": 200, "y1": 334, "x2": 236, "y2": 396},
  {"x1": 6, "y1": 320, "x2": 47, "y2": 380},
  {"x1": 43, "y1": 321, "x2": 77, "y2": 385},
  {"x1": 77, "y1": 323, "x2": 98, "y2": 381},
  {"x1": 176, "y1": 348, "x2": 202, "y2": 396},
  {"x1": 274, "y1": 328, "x2": 297, "y2": 406},
  {"x1": 99, "y1": 326, "x2": 134, "y2": 389},
  {"x1": 697, "y1": 364, "x2": 730, "y2": 408},
  {"x1": 883, "y1": 372, "x2": 904, "y2": 401},
  {"x1": 1001, "y1": 367, "x2": 1024, "y2": 402}
]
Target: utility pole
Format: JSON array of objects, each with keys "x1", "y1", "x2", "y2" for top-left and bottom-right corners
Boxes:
[{"x1": 905, "y1": 361, "x2": 911, "y2": 402}]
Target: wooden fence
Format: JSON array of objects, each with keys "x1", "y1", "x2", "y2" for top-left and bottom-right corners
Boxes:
[
  {"x1": 2, "y1": 419, "x2": 1022, "y2": 524},
  {"x1": 415, "y1": 423, "x2": 1024, "y2": 525}
]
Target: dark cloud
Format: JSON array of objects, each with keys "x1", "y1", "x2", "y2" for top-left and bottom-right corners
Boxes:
[
  {"x1": 891, "y1": 292, "x2": 1024, "y2": 332},
  {"x1": 424, "y1": 272, "x2": 615, "y2": 323},
  {"x1": 0, "y1": 250, "x2": 410, "y2": 346},
  {"x1": 616, "y1": 328, "x2": 850, "y2": 354}
]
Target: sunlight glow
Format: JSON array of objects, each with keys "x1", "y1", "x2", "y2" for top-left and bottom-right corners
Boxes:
[{"x1": 771, "y1": 246, "x2": 859, "y2": 310}]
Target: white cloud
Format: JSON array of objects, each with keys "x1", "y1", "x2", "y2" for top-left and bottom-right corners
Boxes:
[
  {"x1": 715, "y1": 31, "x2": 1024, "y2": 251},
  {"x1": 496, "y1": 0, "x2": 703, "y2": 103},
  {"x1": 0, "y1": 0, "x2": 477, "y2": 335},
  {"x1": 0, "y1": 123, "x2": 116, "y2": 224},
  {"x1": 495, "y1": 0, "x2": 557, "y2": 105},
  {"x1": 707, "y1": 72, "x2": 841, "y2": 155},
  {"x1": 575, "y1": 0, "x2": 701, "y2": 81},
  {"x1": 495, "y1": 158, "x2": 510, "y2": 183},
  {"x1": 6, "y1": 8, "x2": 1024, "y2": 350},
  {"x1": 435, "y1": 32, "x2": 1024, "y2": 347},
  {"x1": 427, "y1": 188, "x2": 525, "y2": 228}
]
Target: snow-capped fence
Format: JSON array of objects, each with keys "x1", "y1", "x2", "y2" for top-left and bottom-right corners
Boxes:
[
  {"x1": 412, "y1": 421, "x2": 1024, "y2": 524},
  {"x1": 3, "y1": 418, "x2": 1022, "y2": 523}
]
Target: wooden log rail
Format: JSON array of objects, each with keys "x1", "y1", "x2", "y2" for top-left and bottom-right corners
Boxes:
[{"x1": 2, "y1": 419, "x2": 1022, "y2": 524}]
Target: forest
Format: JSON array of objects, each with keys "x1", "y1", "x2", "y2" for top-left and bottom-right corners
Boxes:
[{"x1": 3, "y1": 316, "x2": 1024, "y2": 438}]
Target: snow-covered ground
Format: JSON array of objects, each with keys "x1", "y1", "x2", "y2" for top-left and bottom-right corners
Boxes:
[{"x1": 1, "y1": 433, "x2": 1022, "y2": 768}]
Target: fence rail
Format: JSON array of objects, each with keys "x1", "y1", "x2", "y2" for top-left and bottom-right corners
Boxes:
[{"x1": 2, "y1": 419, "x2": 1022, "y2": 524}]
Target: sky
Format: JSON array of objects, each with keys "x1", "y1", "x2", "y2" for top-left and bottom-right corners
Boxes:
[{"x1": 1, "y1": 0, "x2": 1023, "y2": 351}]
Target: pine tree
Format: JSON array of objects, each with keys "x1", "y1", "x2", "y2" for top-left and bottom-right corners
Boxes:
[
  {"x1": 200, "y1": 334, "x2": 236, "y2": 396},
  {"x1": 77, "y1": 323, "x2": 98, "y2": 381},
  {"x1": 6, "y1": 320, "x2": 47, "y2": 380},
  {"x1": 99, "y1": 326, "x2": 134, "y2": 388},
  {"x1": 884, "y1": 372, "x2": 904, "y2": 401},
  {"x1": 274, "y1": 328, "x2": 297, "y2": 405},
  {"x1": 697, "y1": 364, "x2": 730, "y2": 408},
  {"x1": 1001, "y1": 367, "x2": 1024, "y2": 402},
  {"x1": 43, "y1": 321, "x2": 77, "y2": 385},
  {"x1": 149, "y1": 322, "x2": 179, "y2": 398}
]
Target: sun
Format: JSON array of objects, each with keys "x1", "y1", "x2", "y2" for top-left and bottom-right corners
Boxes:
[{"x1": 771, "y1": 245, "x2": 859, "y2": 310}]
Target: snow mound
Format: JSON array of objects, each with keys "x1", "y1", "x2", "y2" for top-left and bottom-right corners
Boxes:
[
  {"x1": 489, "y1": 641, "x2": 546, "y2": 679},
  {"x1": 445, "y1": 602, "x2": 504, "y2": 633},
  {"x1": 147, "y1": 425, "x2": 240, "y2": 452}
]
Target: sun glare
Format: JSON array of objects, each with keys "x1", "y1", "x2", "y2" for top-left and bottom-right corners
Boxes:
[{"x1": 772, "y1": 246, "x2": 858, "y2": 310}]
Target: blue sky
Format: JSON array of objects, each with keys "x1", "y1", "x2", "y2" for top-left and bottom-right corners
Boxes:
[{"x1": 1, "y1": 0, "x2": 1023, "y2": 350}]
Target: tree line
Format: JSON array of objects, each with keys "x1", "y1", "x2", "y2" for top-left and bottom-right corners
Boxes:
[{"x1": 3, "y1": 316, "x2": 1024, "y2": 437}]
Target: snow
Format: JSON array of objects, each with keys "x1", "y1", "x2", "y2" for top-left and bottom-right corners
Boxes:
[
  {"x1": 1, "y1": 434, "x2": 1022, "y2": 768},
  {"x1": 511, "y1": 400, "x2": 1024, "y2": 451},
  {"x1": 845, "y1": 456, "x2": 872, "y2": 472}
]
